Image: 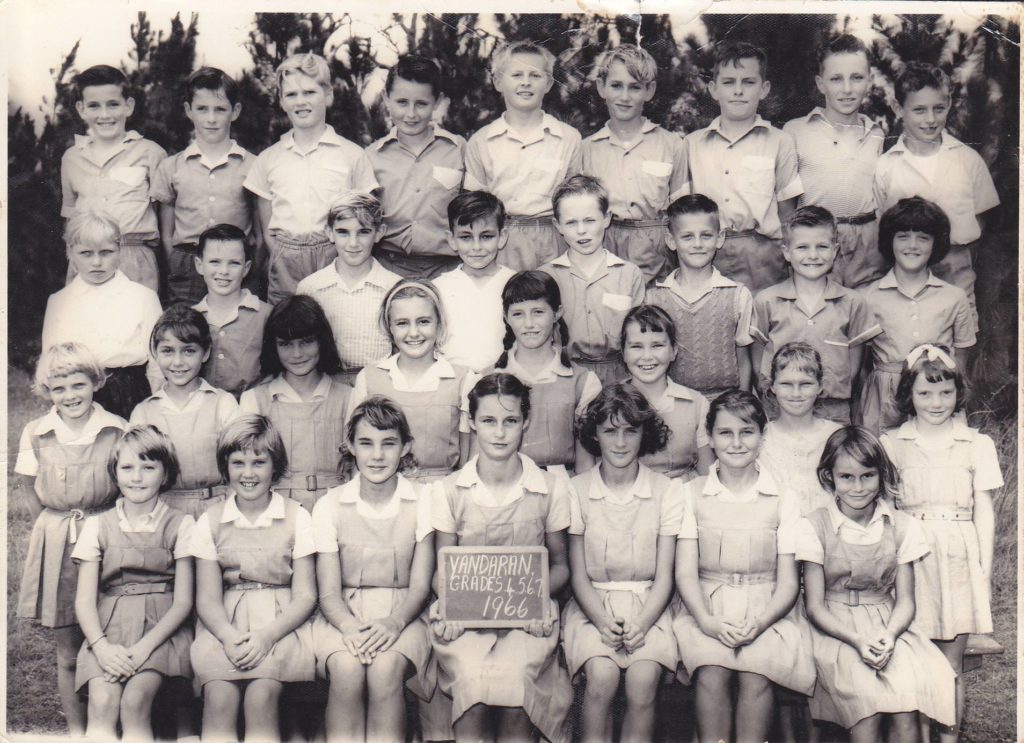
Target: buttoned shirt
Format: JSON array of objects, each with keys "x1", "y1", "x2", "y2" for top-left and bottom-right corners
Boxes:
[
  {"x1": 683, "y1": 116, "x2": 803, "y2": 238},
  {"x1": 366, "y1": 126, "x2": 464, "y2": 257},
  {"x1": 793, "y1": 498, "x2": 929, "y2": 564},
  {"x1": 190, "y1": 491, "x2": 316, "y2": 559},
  {"x1": 582, "y1": 119, "x2": 688, "y2": 220},
  {"x1": 647, "y1": 268, "x2": 755, "y2": 345},
  {"x1": 312, "y1": 475, "x2": 433, "y2": 549},
  {"x1": 433, "y1": 265, "x2": 516, "y2": 371},
  {"x1": 568, "y1": 463, "x2": 684, "y2": 536},
  {"x1": 150, "y1": 139, "x2": 255, "y2": 243},
  {"x1": 874, "y1": 132, "x2": 1000, "y2": 245},
  {"x1": 130, "y1": 378, "x2": 239, "y2": 426},
  {"x1": 15, "y1": 404, "x2": 127, "y2": 477},
  {"x1": 73, "y1": 499, "x2": 195, "y2": 562},
  {"x1": 239, "y1": 373, "x2": 335, "y2": 413},
  {"x1": 61, "y1": 130, "x2": 166, "y2": 238},
  {"x1": 194, "y1": 290, "x2": 272, "y2": 396},
  {"x1": 500, "y1": 346, "x2": 601, "y2": 417},
  {"x1": 244, "y1": 126, "x2": 378, "y2": 235},
  {"x1": 464, "y1": 113, "x2": 582, "y2": 218},
  {"x1": 783, "y1": 108, "x2": 884, "y2": 217}
]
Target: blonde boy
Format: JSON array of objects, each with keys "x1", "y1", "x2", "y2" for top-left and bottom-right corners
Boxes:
[
  {"x1": 464, "y1": 40, "x2": 582, "y2": 271},
  {"x1": 244, "y1": 53, "x2": 379, "y2": 304},
  {"x1": 583, "y1": 44, "x2": 687, "y2": 284}
]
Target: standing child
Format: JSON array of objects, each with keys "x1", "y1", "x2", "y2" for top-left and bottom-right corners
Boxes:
[
  {"x1": 542, "y1": 175, "x2": 645, "y2": 387},
  {"x1": 240, "y1": 295, "x2": 350, "y2": 511},
  {"x1": 621, "y1": 305, "x2": 714, "y2": 480},
  {"x1": 433, "y1": 191, "x2": 517, "y2": 372},
  {"x1": 874, "y1": 62, "x2": 1000, "y2": 329},
  {"x1": 73, "y1": 426, "x2": 195, "y2": 742},
  {"x1": 312, "y1": 397, "x2": 435, "y2": 742},
  {"x1": 583, "y1": 44, "x2": 688, "y2": 284},
  {"x1": 14, "y1": 343, "x2": 126, "y2": 735},
  {"x1": 244, "y1": 53, "x2": 379, "y2": 304},
  {"x1": 858, "y1": 198, "x2": 975, "y2": 434},
  {"x1": 798, "y1": 426, "x2": 956, "y2": 741},
  {"x1": 564, "y1": 384, "x2": 682, "y2": 741},
  {"x1": 190, "y1": 415, "x2": 317, "y2": 743},
  {"x1": 430, "y1": 373, "x2": 573, "y2": 743},
  {"x1": 152, "y1": 67, "x2": 256, "y2": 305},
  {"x1": 349, "y1": 280, "x2": 475, "y2": 482},
  {"x1": 490, "y1": 270, "x2": 601, "y2": 476},
  {"x1": 367, "y1": 54, "x2": 465, "y2": 279},
  {"x1": 131, "y1": 304, "x2": 239, "y2": 519},
  {"x1": 784, "y1": 34, "x2": 886, "y2": 288},
  {"x1": 464, "y1": 40, "x2": 582, "y2": 271},
  {"x1": 297, "y1": 191, "x2": 401, "y2": 383},
  {"x1": 750, "y1": 205, "x2": 880, "y2": 424},
  {"x1": 881, "y1": 344, "x2": 1001, "y2": 741},
  {"x1": 683, "y1": 41, "x2": 804, "y2": 293},
  {"x1": 645, "y1": 194, "x2": 756, "y2": 399},
  {"x1": 61, "y1": 65, "x2": 166, "y2": 292},
  {"x1": 673, "y1": 390, "x2": 814, "y2": 743}
]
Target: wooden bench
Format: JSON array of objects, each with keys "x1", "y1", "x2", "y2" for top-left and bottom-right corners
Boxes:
[{"x1": 963, "y1": 633, "x2": 1004, "y2": 672}]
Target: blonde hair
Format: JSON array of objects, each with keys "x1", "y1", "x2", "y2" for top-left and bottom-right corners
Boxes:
[
  {"x1": 491, "y1": 40, "x2": 555, "y2": 77},
  {"x1": 64, "y1": 211, "x2": 121, "y2": 249},
  {"x1": 33, "y1": 342, "x2": 107, "y2": 398},
  {"x1": 326, "y1": 191, "x2": 384, "y2": 230},
  {"x1": 594, "y1": 44, "x2": 657, "y2": 85},
  {"x1": 379, "y1": 279, "x2": 448, "y2": 348},
  {"x1": 275, "y1": 53, "x2": 332, "y2": 95}
]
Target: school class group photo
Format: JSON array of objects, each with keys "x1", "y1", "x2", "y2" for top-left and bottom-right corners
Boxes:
[{"x1": 4, "y1": 7, "x2": 1020, "y2": 743}]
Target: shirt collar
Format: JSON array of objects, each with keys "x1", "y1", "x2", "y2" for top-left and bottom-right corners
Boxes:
[
  {"x1": 282, "y1": 125, "x2": 347, "y2": 152},
  {"x1": 890, "y1": 130, "x2": 962, "y2": 154},
  {"x1": 373, "y1": 125, "x2": 461, "y2": 151},
  {"x1": 548, "y1": 250, "x2": 624, "y2": 269},
  {"x1": 590, "y1": 118, "x2": 659, "y2": 143},
  {"x1": 307, "y1": 259, "x2": 399, "y2": 293},
  {"x1": 221, "y1": 491, "x2": 287, "y2": 525},
  {"x1": 825, "y1": 496, "x2": 894, "y2": 533},
  {"x1": 194, "y1": 288, "x2": 262, "y2": 314},
  {"x1": 74, "y1": 129, "x2": 142, "y2": 149},
  {"x1": 805, "y1": 108, "x2": 882, "y2": 138},
  {"x1": 267, "y1": 374, "x2": 334, "y2": 402},
  {"x1": 334, "y1": 474, "x2": 419, "y2": 504},
  {"x1": 488, "y1": 112, "x2": 564, "y2": 140},
  {"x1": 455, "y1": 454, "x2": 550, "y2": 494},
  {"x1": 148, "y1": 377, "x2": 219, "y2": 404},
  {"x1": 773, "y1": 277, "x2": 846, "y2": 301},
  {"x1": 701, "y1": 461, "x2": 779, "y2": 497},
  {"x1": 705, "y1": 115, "x2": 769, "y2": 143},
  {"x1": 376, "y1": 352, "x2": 456, "y2": 381},
  {"x1": 503, "y1": 345, "x2": 573, "y2": 380},
  {"x1": 585, "y1": 463, "x2": 654, "y2": 500},
  {"x1": 65, "y1": 269, "x2": 130, "y2": 297},
  {"x1": 182, "y1": 139, "x2": 247, "y2": 165},
  {"x1": 115, "y1": 497, "x2": 169, "y2": 532},
  {"x1": 34, "y1": 403, "x2": 124, "y2": 439},
  {"x1": 876, "y1": 270, "x2": 945, "y2": 291},
  {"x1": 894, "y1": 417, "x2": 973, "y2": 442},
  {"x1": 657, "y1": 267, "x2": 737, "y2": 300}
]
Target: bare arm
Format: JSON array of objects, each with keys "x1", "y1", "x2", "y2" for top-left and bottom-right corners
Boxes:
[
  {"x1": 75, "y1": 560, "x2": 136, "y2": 679},
  {"x1": 195, "y1": 558, "x2": 245, "y2": 646},
  {"x1": 777, "y1": 197, "x2": 798, "y2": 225},
  {"x1": 315, "y1": 550, "x2": 363, "y2": 633},
  {"x1": 157, "y1": 203, "x2": 176, "y2": 258},
  {"x1": 674, "y1": 539, "x2": 718, "y2": 635},
  {"x1": 390, "y1": 535, "x2": 435, "y2": 629},
  {"x1": 746, "y1": 554, "x2": 799, "y2": 639},
  {"x1": 974, "y1": 489, "x2": 995, "y2": 581},
  {"x1": 744, "y1": 343, "x2": 760, "y2": 394},
  {"x1": 130, "y1": 557, "x2": 194, "y2": 666},
  {"x1": 568, "y1": 534, "x2": 616, "y2": 629},
  {"x1": 633, "y1": 534, "x2": 677, "y2": 632},
  {"x1": 19, "y1": 475, "x2": 43, "y2": 521},
  {"x1": 802, "y1": 561, "x2": 866, "y2": 649},
  {"x1": 432, "y1": 530, "x2": 458, "y2": 596},
  {"x1": 884, "y1": 563, "x2": 916, "y2": 639},
  {"x1": 545, "y1": 528, "x2": 570, "y2": 598},
  {"x1": 251, "y1": 554, "x2": 317, "y2": 645},
  {"x1": 848, "y1": 344, "x2": 864, "y2": 400},
  {"x1": 458, "y1": 432, "x2": 471, "y2": 468}
]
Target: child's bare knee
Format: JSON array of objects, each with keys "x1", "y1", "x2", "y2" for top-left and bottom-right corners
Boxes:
[{"x1": 367, "y1": 653, "x2": 406, "y2": 696}]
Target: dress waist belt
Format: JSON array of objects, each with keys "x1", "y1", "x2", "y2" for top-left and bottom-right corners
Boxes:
[
  {"x1": 699, "y1": 569, "x2": 775, "y2": 586},
  {"x1": 591, "y1": 580, "x2": 654, "y2": 595},
  {"x1": 611, "y1": 217, "x2": 667, "y2": 229},
  {"x1": 902, "y1": 508, "x2": 973, "y2": 522},
  {"x1": 825, "y1": 588, "x2": 891, "y2": 606},
  {"x1": 835, "y1": 211, "x2": 876, "y2": 226},
  {"x1": 105, "y1": 582, "x2": 173, "y2": 597}
]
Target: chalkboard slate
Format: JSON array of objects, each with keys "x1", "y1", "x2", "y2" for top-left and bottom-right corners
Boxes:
[{"x1": 438, "y1": 546, "x2": 549, "y2": 628}]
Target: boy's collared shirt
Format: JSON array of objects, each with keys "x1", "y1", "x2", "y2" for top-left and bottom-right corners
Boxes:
[
  {"x1": 647, "y1": 268, "x2": 755, "y2": 345},
  {"x1": 61, "y1": 130, "x2": 167, "y2": 237},
  {"x1": 541, "y1": 250, "x2": 645, "y2": 360},
  {"x1": 582, "y1": 118, "x2": 689, "y2": 220},
  {"x1": 239, "y1": 374, "x2": 334, "y2": 413},
  {"x1": 464, "y1": 112, "x2": 583, "y2": 218},
  {"x1": 366, "y1": 126, "x2": 465, "y2": 258},
  {"x1": 751, "y1": 278, "x2": 880, "y2": 399},
  {"x1": 433, "y1": 265, "x2": 517, "y2": 371},
  {"x1": 194, "y1": 290, "x2": 272, "y2": 395},
  {"x1": 190, "y1": 491, "x2": 316, "y2": 558},
  {"x1": 874, "y1": 131, "x2": 1000, "y2": 245},
  {"x1": 130, "y1": 378, "x2": 239, "y2": 424},
  {"x1": 243, "y1": 125, "x2": 379, "y2": 235},
  {"x1": 783, "y1": 108, "x2": 884, "y2": 217},
  {"x1": 15, "y1": 404, "x2": 126, "y2": 477},
  {"x1": 683, "y1": 115, "x2": 803, "y2": 239},
  {"x1": 296, "y1": 258, "x2": 401, "y2": 369},
  {"x1": 150, "y1": 139, "x2": 255, "y2": 244}
]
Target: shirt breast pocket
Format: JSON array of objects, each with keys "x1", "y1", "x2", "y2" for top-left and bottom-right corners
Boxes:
[
  {"x1": 110, "y1": 166, "x2": 147, "y2": 187},
  {"x1": 601, "y1": 292, "x2": 633, "y2": 312},
  {"x1": 315, "y1": 163, "x2": 352, "y2": 202},
  {"x1": 737, "y1": 156, "x2": 775, "y2": 198},
  {"x1": 639, "y1": 160, "x2": 673, "y2": 208},
  {"x1": 529, "y1": 158, "x2": 562, "y2": 193},
  {"x1": 431, "y1": 165, "x2": 462, "y2": 191}
]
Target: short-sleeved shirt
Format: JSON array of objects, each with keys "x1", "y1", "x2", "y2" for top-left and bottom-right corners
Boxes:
[
  {"x1": 541, "y1": 250, "x2": 645, "y2": 361},
  {"x1": 130, "y1": 378, "x2": 239, "y2": 426},
  {"x1": 312, "y1": 475, "x2": 433, "y2": 548},
  {"x1": 238, "y1": 373, "x2": 335, "y2": 413},
  {"x1": 783, "y1": 108, "x2": 883, "y2": 217},
  {"x1": 582, "y1": 119, "x2": 688, "y2": 220},
  {"x1": 874, "y1": 132, "x2": 1000, "y2": 245},
  {"x1": 793, "y1": 498, "x2": 929, "y2": 565},
  {"x1": 568, "y1": 464, "x2": 684, "y2": 536},
  {"x1": 366, "y1": 126, "x2": 465, "y2": 258},
  {"x1": 243, "y1": 126, "x2": 379, "y2": 235},
  {"x1": 15, "y1": 404, "x2": 127, "y2": 477},
  {"x1": 464, "y1": 112, "x2": 582, "y2": 218},
  {"x1": 430, "y1": 454, "x2": 571, "y2": 534},
  {"x1": 150, "y1": 140, "x2": 255, "y2": 244},
  {"x1": 858, "y1": 271, "x2": 976, "y2": 364},
  {"x1": 73, "y1": 498, "x2": 195, "y2": 562},
  {"x1": 683, "y1": 116, "x2": 803, "y2": 238},
  {"x1": 678, "y1": 463, "x2": 800, "y2": 554},
  {"x1": 751, "y1": 278, "x2": 881, "y2": 398},
  {"x1": 189, "y1": 491, "x2": 316, "y2": 559},
  {"x1": 647, "y1": 268, "x2": 755, "y2": 346},
  {"x1": 194, "y1": 290, "x2": 272, "y2": 396},
  {"x1": 499, "y1": 346, "x2": 602, "y2": 418},
  {"x1": 61, "y1": 130, "x2": 167, "y2": 238},
  {"x1": 643, "y1": 379, "x2": 711, "y2": 449},
  {"x1": 296, "y1": 259, "x2": 401, "y2": 369},
  {"x1": 881, "y1": 419, "x2": 1004, "y2": 493},
  {"x1": 433, "y1": 265, "x2": 516, "y2": 371}
]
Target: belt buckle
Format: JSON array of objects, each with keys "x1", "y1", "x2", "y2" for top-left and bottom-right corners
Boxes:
[
  {"x1": 306, "y1": 475, "x2": 318, "y2": 492},
  {"x1": 731, "y1": 572, "x2": 743, "y2": 586},
  {"x1": 69, "y1": 508, "x2": 86, "y2": 520},
  {"x1": 848, "y1": 589, "x2": 860, "y2": 607},
  {"x1": 201, "y1": 488, "x2": 214, "y2": 500}
]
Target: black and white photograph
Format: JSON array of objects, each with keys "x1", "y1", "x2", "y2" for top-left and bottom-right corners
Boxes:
[{"x1": 3, "y1": 1, "x2": 1019, "y2": 741}]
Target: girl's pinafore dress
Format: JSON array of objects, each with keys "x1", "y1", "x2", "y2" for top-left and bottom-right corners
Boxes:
[
  {"x1": 671, "y1": 465, "x2": 815, "y2": 694},
  {"x1": 311, "y1": 476, "x2": 434, "y2": 697},
  {"x1": 17, "y1": 407, "x2": 125, "y2": 628},
  {"x1": 760, "y1": 418, "x2": 841, "y2": 516},
  {"x1": 190, "y1": 493, "x2": 315, "y2": 685},
  {"x1": 431, "y1": 456, "x2": 572, "y2": 743},
  {"x1": 881, "y1": 420, "x2": 1002, "y2": 639},
  {"x1": 74, "y1": 500, "x2": 194, "y2": 688},
  {"x1": 562, "y1": 465, "x2": 681, "y2": 676},
  {"x1": 796, "y1": 504, "x2": 956, "y2": 728},
  {"x1": 635, "y1": 380, "x2": 709, "y2": 482}
]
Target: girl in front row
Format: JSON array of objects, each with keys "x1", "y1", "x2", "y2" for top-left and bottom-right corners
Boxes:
[
  {"x1": 673, "y1": 390, "x2": 815, "y2": 743},
  {"x1": 73, "y1": 426, "x2": 195, "y2": 742},
  {"x1": 430, "y1": 373, "x2": 573, "y2": 743},
  {"x1": 563, "y1": 384, "x2": 681, "y2": 741},
  {"x1": 312, "y1": 397, "x2": 435, "y2": 742},
  {"x1": 798, "y1": 426, "x2": 955, "y2": 741},
  {"x1": 190, "y1": 414, "x2": 317, "y2": 743}
]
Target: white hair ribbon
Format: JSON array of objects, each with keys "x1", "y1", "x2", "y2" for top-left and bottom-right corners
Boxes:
[{"x1": 905, "y1": 344, "x2": 956, "y2": 370}]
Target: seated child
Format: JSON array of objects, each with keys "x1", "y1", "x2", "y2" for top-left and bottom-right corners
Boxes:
[{"x1": 541, "y1": 175, "x2": 645, "y2": 387}]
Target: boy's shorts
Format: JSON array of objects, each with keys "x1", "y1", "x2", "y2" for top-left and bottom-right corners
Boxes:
[
  {"x1": 268, "y1": 230, "x2": 337, "y2": 305},
  {"x1": 498, "y1": 217, "x2": 564, "y2": 272},
  {"x1": 831, "y1": 214, "x2": 886, "y2": 289},
  {"x1": 931, "y1": 241, "x2": 979, "y2": 332},
  {"x1": 66, "y1": 234, "x2": 160, "y2": 293},
  {"x1": 606, "y1": 218, "x2": 674, "y2": 285},
  {"x1": 375, "y1": 249, "x2": 461, "y2": 280},
  {"x1": 714, "y1": 229, "x2": 788, "y2": 293}
]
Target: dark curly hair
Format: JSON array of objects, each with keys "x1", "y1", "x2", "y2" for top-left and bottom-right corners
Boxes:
[{"x1": 576, "y1": 383, "x2": 670, "y2": 459}]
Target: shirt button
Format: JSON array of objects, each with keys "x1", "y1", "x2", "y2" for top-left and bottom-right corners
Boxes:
[
  {"x1": 210, "y1": 173, "x2": 216, "y2": 179},
  {"x1": 911, "y1": 314, "x2": 919, "y2": 320},
  {"x1": 209, "y1": 219, "x2": 216, "y2": 224},
  {"x1": 219, "y1": 331, "x2": 226, "y2": 336},
  {"x1": 209, "y1": 196, "x2": 215, "y2": 202},
  {"x1": 218, "y1": 353, "x2": 225, "y2": 359},
  {"x1": 911, "y1": 332, "x2": 919, "y2": 338},
  {"x1": 724, "y1": 170, "x2": 730, "y2": 175},
  {"x1": 807, "y1": 319, "x2": 815, "y2": 326}
]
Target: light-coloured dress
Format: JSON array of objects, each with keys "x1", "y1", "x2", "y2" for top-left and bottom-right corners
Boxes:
[
  {"x1": 760, "y1": 418, "x2": 841, "y2": 516},
  {"x1": 881, "y1": 419, "x2": 1002, "y2": 639},
  {"x1": 671, "y1": 464, "x2": 815, "y2": 695},
  {"x1": 795, "y1": 501, "x2": 956, "y2": 728},
  {"x1": 562, "y1": 465, "x2": 682, "y2": 676}
]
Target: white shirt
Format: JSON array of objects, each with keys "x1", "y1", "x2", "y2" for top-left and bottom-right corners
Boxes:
[
  {"x1": 15, "y1": 404, "x2": 126, "y2": 476},
  {"x1": 189, "y1": 491, "x2": 316, "y2": 559},
  {"x1": 312, "y1": 475, "x2": 433, "y2": 549},
  {"x1": 72, "y1": 498, "x2": 195, "y2": 562},
  {"x1": 130, "y1": 378, "x2": 239, "y2": 425},
  {"x1": 433, "y1": 265, "x2": 516, "y2": 371},
  {"x1": 793, "y1": 498, "x2": 930, "y2": 565}
]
